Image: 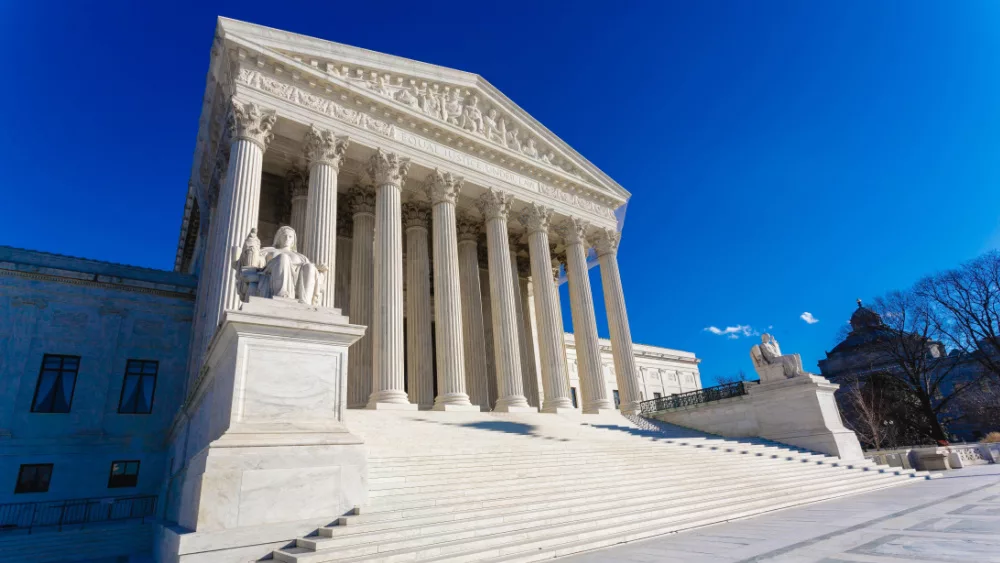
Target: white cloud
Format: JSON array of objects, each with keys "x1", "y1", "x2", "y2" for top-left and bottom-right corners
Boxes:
[
  {"x1": 704, "y1": 324, "x2": 756, "y2": 339},
  {"x1": 800, "y1": 312, "x2": 819, "y2": 324}
]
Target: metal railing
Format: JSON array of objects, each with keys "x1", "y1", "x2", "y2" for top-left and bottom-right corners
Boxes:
[
  {"x1": 639, "y1": 380, "x2": 759, "y2": 416},
  {"x1": 0, "y1": 494, "x2": 157, "y2": 534}
]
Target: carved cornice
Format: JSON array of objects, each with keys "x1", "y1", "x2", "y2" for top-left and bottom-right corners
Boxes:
[
  {"x1": 594, "y1": 228, "x2": 620, "y2": 257},
  {"x1": 477, "y1": 188, "x2": 514, "y2": 221},
  {"x1": 401, "y1": 202, "x2": 431, "y2": 230},
  {"x1": 368, "y1": 148, "x2": 411, "y2": 188},
  {"x1": 424, "y1": 169, "x2": 463, "y2": 206},
  {"x1": 304, "y1": 125, "x2": 349, "y2": 170},
  {"x1": 348, "y1": 184, "x2": 376, "y2": 216},
  {"x1": 456, "y1": 212, "x2": 481, "y2": 243},
  {"x1": 228, "y1": 99, "x2": 276, "y2": 150},
  {"x1": 518, "y1": 203, "x2": 552, "y2": 235},
  {"x1": 557, "y1": 217, "x2": 590, "y2": 247}
]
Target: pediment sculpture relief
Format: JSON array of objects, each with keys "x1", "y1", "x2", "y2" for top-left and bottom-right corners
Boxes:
[
  {"x1": 232, "y1": 226, "x2": 326, "y2": 305},
  {"x1": 750, "y1": 333, "x2": 807, "y2": 383},
  {"x1": 322, "y1": 66, "x2": 584, "y2": 177}
]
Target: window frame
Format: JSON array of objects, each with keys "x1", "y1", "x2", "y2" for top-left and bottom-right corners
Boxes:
[
  {"x1": 15, "y1": 463, "x2": 53, "y2": 494},
  {"x1": 107, "y1": 460, "x2": 141, "y2": 489},
  {"x1": 30, "y1": 354, "x2": 81, "y2": 414},
  {"x1": 570, "y1": 387, "x2": 578, "y2": 408},
  {"x1": 117, "y1": 359, "x2": 159, "y2": 415}
]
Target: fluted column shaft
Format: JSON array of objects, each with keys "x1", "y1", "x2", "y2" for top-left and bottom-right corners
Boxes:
[
  {"x1": 562, "y1": 219, "x2": 615, "y2": 413},
  {"x1": 403, "y1": 204, "x2": 434, "y2": 408},
  {"x1": 335, "y1": 211, "x2": 352, "y2": 315},
  {"x1": 597, "y1": 230, "x2": 643, "y2": 413},
  {"x1": 287, "y1": 168, "x2": 308, "y2": 240},
  {"x1": 367, "y1": 150, "x2": 412, "y2": 408},
  {"x1": 426, "y1": 171, "x2": 474, "y2": 409},
  {"x1": 208, "y1": 101, "x2": 275, "y2": 331},
  {"x1": 520, "y1": 205, "x2": 574, "y2": 412},
  {"x1": 347, "y1": 186, "x2": 375, "y2": 408},
  {"x1": 458, "y1": 225, "x2": 490, "y2": 412},
  {"x1": 479, "y1": 264, "x2": 498, "y2": 409},
  {"x1": 509, "y1": 249, "x2": 540, "y2": 407},
  {"x1": 478, "y1": 189, "x2": 530, "y2": 411},
  {"x1": 301, "y1": 128, "x2": 348, "y2": 308}
]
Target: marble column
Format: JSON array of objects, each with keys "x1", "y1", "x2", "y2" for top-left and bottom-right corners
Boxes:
[
  {"x1": 302, "y1": 126, "x2": 348, "y2": 309},
  {"x1": 519, "y1": 204, "x2": 574, "y2": 413},
  {"x1": 366, "y1": 149, "x2": 415, "y2": 409},
  {"x1": 509, "y1": 246, "x2": 540, "y2": 408},
  {"x1": 335, "y1": 201, "x2": 352, "y2": 315},
  {"x1": 286, "y1": 167, "x2": 308, "y2": 240},
  {"x1": 479, "y1": 254, "x2": 499, "y2": 410},
  {"x1": 477, "y1": 188, "x2": 532, "y2": 411},
  {"x1": 596, "y1": 228, "x2": 643, "y2": 413},
  {"x1": 560, "y1": 217, "x2": 615, "y2": 413},
  {"x1": 209, "y1": 100, "x2": 275, "y2": 331},
  {"x1": 457, "y1": 214, "x2": 491, "y2": 412},
  {"x1": 551, "y1": 251, "x2": 573, "y2": 394},
  {"x1": 347, "y1": 185, "x2": 375, "y2": 408},
  {"x1": 402, "y1": 202, "x2": 434, "y2": 409},
  {"x1": 425, "y1": 170, "x2": 476, "y2": 410}
]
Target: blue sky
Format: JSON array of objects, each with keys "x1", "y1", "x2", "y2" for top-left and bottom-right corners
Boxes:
[{"x1": 3, "y1": 2, "x2": 1000, "y2": 385}]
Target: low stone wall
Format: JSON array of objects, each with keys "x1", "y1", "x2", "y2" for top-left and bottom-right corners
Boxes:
[
  {"x1": 651, "y1": 374, "x2": 864, "y2": 460},
  {"x1": 866, "y1": 443, "x2": 999, "y2": 471}
]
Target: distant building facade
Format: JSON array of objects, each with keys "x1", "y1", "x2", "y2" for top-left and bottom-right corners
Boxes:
[{"x1": 819, "y1": 300, "x2": 993, "y2": 442}]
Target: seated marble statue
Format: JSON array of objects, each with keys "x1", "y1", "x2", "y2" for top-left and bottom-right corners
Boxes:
[
  {"x1": 232, "y1": 226, "x2": 326, "y2": 305},
  {"x1": 750, "y1": 333, "x2": 806, "y2": 382}
]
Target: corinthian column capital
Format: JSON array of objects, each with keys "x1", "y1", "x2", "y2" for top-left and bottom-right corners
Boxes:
[
  {"x1": 518, "y1": 203, "x2": 553, "y2": 235},
  {"x1": 285, "y1": 166, "x2": 308, "y2": 198},
  {"x1": 477, "y1": 188, "x2": 514, "y2": 221},
  {"x1": 556, "y1": 217, "x2": 591, "y2": 247},
  {"x1": 456, "y1": 212, "x2": 481, "y2": 243},
  {"x1": 424, "y1": 169, "x2": 463, "y2": 205},
  {"x1": 367, "y1": 148, "x2": 410, "y2": 187},
  {"x1": 401, "y1": 201, "x2": 431, "y2": 230},
  {"x1": 305, "y1": 126, "x2": 349, "y2": 170},
  {"x1": 348, "y1": 184, "x2": 376, "y2": 216},
  {"x1": 594, "y1": 228, "x2": 621, "y2": 257},
  {"x1": 228, "y1": 99, "x2": 276, "y2": 150}
]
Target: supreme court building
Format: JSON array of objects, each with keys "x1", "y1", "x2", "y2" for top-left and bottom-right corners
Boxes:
[{"x1": 0, "y1": 17, "x2": 701, "y2": 514}]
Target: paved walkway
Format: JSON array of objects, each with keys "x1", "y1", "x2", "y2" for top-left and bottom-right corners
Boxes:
[{"x1": 561, "y1": 464, "x2": 1000, "y2": 563}]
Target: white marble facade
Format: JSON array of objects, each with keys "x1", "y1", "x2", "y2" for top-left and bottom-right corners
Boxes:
[
  {"x1": 174, "y1": 17, "x2": 700, "y2": 418},
  {"x1": 0, "y1": 15, "x2": 702, "y2": 537}
]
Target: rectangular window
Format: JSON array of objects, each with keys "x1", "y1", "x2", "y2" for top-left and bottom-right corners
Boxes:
[
  {"x1": 31, "y1": 355, "x2": 80, "y2": 413},
  {"x1": 570, "y1": 387, "x2": 578, "y2": 408},
  {"x1": 118, "y1": 360, "x2": 158, "y2": 414},
  {"x1": 654, "y1": 392, "x2": 662, "y2": 399},
  {"x1": 107, "y1": 460, "x2": 140, "y2": 489},
  {"x1": 15, "y1": 464, "x2": 53, "y2": 494}
]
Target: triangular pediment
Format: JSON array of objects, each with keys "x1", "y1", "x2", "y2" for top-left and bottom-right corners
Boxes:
[{"x1": 217, "y1": 17, "x2": 630, "y2": 206}]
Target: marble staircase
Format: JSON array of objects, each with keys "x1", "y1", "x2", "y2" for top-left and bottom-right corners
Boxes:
[{"x1": 272, "y1": 410, "x2": 930, "y2": 563}]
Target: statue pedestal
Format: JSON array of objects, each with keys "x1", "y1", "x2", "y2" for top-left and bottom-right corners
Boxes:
[
  {"x1": 749, "y1": 374, "x2": 864, "y2": 461},
  {"x1": 161, "y1": 298, "x2": 367, "y2": 562}
]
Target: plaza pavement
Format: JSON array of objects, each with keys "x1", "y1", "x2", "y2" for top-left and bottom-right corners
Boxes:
[{"x1": 560, "y1": 463, "x2": 1000, "y2": 563}]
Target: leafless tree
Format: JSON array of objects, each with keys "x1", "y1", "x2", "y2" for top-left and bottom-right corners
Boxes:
[
  {"x1": 716, "y1": 369, "x2": 748, "y2": 385},
  {"x1": 863, "y1": 290, "x2": 973, "y2": 443},
  {"x1": 916, "y1": 250, "x2": 1000, "y2": 384},
  {"x1": 839, "y1": 375, "x2": 892, "y2": 450}
]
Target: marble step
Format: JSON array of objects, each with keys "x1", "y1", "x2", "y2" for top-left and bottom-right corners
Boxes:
[
  {"x1": 368, "y1": 444, "x2": 841, "y2": 476},
  {"x1": 367, "y1": 449, "x2": 832, "y2": 489},
  {"x1": 313, "y1": 464, "x2": 888, "y2": 547},
  {"x1": 273, "y1": 472, "x2": 912, "y2": 562},
  {"x1": 366, "y1": 454, "x2": 902, "y2": 506},
  {"x1": 367, "y1": 458, "x2": 832, "y2": 508},
  {"x1": 473, "y1": 478, "x2": 913, "y2": 563}
]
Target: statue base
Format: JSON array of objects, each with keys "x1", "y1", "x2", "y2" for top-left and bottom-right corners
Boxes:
[
  {"x1": 748, "y1": 374, "x2": 864, "y2": 460},
  {"x1": 654, "y1": 374, "x2": 864, "y2": 461},
  {"x1": 159, "y1": 298, "x2": 367, "y2": 562}
]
